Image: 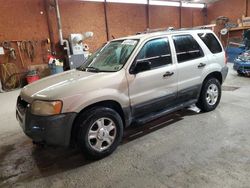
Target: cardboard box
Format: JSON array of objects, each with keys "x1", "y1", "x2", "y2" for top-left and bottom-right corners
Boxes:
[{"x1": 242, "y1": 17, "x2": 250, "y2": 26}]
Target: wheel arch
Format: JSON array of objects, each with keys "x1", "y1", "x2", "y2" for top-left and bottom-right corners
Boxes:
[
  {"x1": 202, "y1": 71, "x2": 223, "y2": 85},
  {"x1": 197, "y1": 71, "x2": 222, "y2": 112},
  {"x1": 197, "y1": 71, "x2": 222, "y2": 101},
  {"x1": 70, "y1": 100, "x2": 128, "y2": 145}
]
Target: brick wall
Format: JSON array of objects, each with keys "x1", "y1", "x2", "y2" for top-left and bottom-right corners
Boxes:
[
  {"x1": 207, "y1": 0, "x2": 248, "y2": 46},
  {"x1": 0, "y1": 0, "x2": 205, "y2": 70},
  {"x1": 0, "y1": 0, "x2": 49, "y2": 71}
]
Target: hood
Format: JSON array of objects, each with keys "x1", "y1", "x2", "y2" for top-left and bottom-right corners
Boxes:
[
  {"x1": 21, "y1": 69, "x2": 108, "y2": 102},
  {"x1": 237, "y1": 51, "x2": 250, "y2": 62}
]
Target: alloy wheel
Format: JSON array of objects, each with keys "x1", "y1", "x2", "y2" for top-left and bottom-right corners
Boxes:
[{"x1": 88, "y1": 117, "x2": 117, "y2": 152}]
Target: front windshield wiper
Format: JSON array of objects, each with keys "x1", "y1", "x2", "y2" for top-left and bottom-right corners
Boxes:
[{"x1": 85, "y1": 66, "x2": 100, "y2": 72}]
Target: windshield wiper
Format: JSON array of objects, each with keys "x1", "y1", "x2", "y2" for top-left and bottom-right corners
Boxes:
[
  {"x1": 85, "y1": 66, "x2": 100, "y2": 72},
  {"x1": 76, "y1": 66, "x2": 84, "y2": 71}
]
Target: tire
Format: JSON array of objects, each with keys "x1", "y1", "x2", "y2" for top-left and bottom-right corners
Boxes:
[
  {"x1": 237, "y1": 70, "x2": 245, "y2": 76},
  {"x1": 76, "y1": 107, "x2": 123, "y2": 159},
  {"x1": 196, "y1": 78, "x2": 221, "y2": 112}
]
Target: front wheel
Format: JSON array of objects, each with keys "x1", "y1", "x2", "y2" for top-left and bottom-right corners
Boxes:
[
  {"x1": 237, "y1": 70, "x2": 245, "y2": 76},
  {"x1": 196, "y1": 78, "x2": 221, "y2": 112},
  {"x1": 76, "y1": 107, "x2": 123, "y2": 159}
]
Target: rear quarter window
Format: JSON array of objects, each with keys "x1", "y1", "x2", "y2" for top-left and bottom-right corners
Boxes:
[{"x1": 198, "y1": 33, "x2": 222, "y2": 54}]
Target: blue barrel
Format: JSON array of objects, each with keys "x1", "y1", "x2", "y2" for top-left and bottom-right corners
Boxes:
[{"x1": 49, "y1": 64, "x2": 64, "y2": 75}]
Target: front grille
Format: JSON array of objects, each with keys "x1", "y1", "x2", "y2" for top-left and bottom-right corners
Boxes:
[
  {"x1": 17, "y1": 96, "x2": 29, "y2": 110},
  {"x1": 243, "y1": 66, "x2": 250, "y2": 70}
]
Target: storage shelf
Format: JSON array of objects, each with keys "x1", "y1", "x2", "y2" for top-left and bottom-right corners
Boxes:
[{"x1": 229, "y1": 26, "x2": 250, "y2": 31}]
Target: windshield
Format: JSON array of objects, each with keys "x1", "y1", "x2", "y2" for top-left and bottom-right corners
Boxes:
[{"x1": 79, "y1": 39, "x2": 138, "y2": 72}]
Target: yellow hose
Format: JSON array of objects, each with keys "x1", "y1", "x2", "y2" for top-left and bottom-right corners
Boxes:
[{"x1": 0, "y1": 63, "x2": 21, "y2": 90}]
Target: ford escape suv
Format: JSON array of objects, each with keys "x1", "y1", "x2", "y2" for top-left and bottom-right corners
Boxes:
[{"x1": 16, "y1": 29, "x2": 228, "y2": 159}]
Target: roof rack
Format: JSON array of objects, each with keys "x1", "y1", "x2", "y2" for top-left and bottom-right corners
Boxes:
[
  {"x1": 136, "y1": 24, "x2": 216, "y2": 35},
  {"x1": 136, "y1": 27, "x2": 174, "y2": 34}
]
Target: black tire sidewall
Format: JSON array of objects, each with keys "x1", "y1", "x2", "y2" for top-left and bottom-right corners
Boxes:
[
  {"x1": 77, "y1": 107, "x2": 123, "y2": 159},
  {"x1": 199, "y1": 78, "x2": 221, "y2": 112}
]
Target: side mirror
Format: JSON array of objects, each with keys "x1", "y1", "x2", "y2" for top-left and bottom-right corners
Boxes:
[{"x1": 131, "y1": 59, "x2": 151, "y2": 74}]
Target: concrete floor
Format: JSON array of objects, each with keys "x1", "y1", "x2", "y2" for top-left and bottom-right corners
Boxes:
[{"x1": 0, "y1": 64, "x2": 250, "y2": 188}]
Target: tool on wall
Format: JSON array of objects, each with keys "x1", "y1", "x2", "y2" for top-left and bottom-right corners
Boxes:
[
  {"x1": 28, "y1": 41, "x2": 35, "y2": 62},
  {"x1": 22, "y1": 41, "x2": 35, "y2": 62},
  {"x1": 2, "y1": 41, "x2": 16, "y2": 60},
  {"x1": 17, "y1": 42, "x2": 25, "y2": 68}
]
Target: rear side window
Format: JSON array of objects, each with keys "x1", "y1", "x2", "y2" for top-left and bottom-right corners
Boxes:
[
  {"x1": 198, "y1": 33, "x2": 222, "y2": 54},
  {"x1": 173, "y1": 35, "x2": 204, "y2": 63},
  {"x1": 137, "y1": 38, "x2": 172, "y2": 69}
]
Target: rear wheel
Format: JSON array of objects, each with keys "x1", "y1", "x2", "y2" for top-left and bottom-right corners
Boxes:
[
  {"x1": 76, "y1": 107, "x2": 123, "y2": 159},
  {"x1": 196, "y1": 78, "x2": 221, "y2": 112}
]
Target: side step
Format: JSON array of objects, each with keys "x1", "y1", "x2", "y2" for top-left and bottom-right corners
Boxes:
[{"x1": 134, "y1": 99, "x2": 197, "y2": 125}]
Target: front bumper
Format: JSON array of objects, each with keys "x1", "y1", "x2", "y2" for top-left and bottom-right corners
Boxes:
[
  {"x1": 233, "y1": 60, "x2": 250, "y2": 74},
  {"x1": 16, "y1": 96, "x2": 77, "y2": 146}
]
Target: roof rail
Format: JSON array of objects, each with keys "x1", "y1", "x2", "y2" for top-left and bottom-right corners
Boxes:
[
  {"x1": 136, "y1": 24, "x2": 216, "y2": 35},
  {"x1": 136, "y1": 27, "x2": 173, "y2": 35},
  {"x1": 176, "y1": 24, "x2": 216, "y2": 31}
]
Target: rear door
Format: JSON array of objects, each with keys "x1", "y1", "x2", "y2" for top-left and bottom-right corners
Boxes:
[
  {"x1": 198, "y1": 32, "x2": 224, "y2": 65},
  {"x1": 171, "y1": 34, "x2": 208, "y2": 102},
  {"x1": 127, "y1": 37, "x2": 178, "y2": 118}
]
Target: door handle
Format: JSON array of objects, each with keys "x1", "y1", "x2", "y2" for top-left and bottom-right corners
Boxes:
[
  {"x1": 163, "y1": 71, "x2": 174, "y2": 77},
  {"x1": 197, "y1": 63, "x2": 206, "y2": 68}
]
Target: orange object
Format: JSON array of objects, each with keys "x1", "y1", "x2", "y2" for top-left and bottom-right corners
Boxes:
[{"x1": 52, "y1": 101, "x2": 63, "y2": 114}]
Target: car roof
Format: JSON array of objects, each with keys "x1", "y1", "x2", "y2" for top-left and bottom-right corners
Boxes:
[{"x1": 111, "y1": 29, "x2": 213, "y2": 42}]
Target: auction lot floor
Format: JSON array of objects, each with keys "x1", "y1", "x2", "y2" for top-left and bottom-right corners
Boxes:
[{"x1": 0, "y1": 63, "x2": 250, "y2": 188}]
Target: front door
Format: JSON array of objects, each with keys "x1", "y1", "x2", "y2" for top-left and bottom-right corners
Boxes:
[{"x1": 126, "y1": 37, "x2": 178, "y2": 118}]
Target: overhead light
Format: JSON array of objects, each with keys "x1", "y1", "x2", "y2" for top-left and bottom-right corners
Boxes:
[
  {"x1": 80, "y1": 0, "x2": 104, "y2": 2},
  {"x1": 182, "y1": 2, "x2": 205, "y2": 8},
  {"x1": 107, "y1": 0, "x2": 147, "y2": 4},
  {"x1": 80, "y1": 0, "x2": 205, "y2": 8},
  {"x1": 150, "y1": 0, "x2": 180, "y2": 7},
  {"x1": 80, "y1": 0, "x2": 147, "y2": 3}
]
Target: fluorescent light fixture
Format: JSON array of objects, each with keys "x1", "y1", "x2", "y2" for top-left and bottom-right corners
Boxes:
[
  {"x1": 150, "y1": 0, "x2": 180, "y2": 7},
  {"x1": 81, "y1": 0, "x2": 147, "y2": 3},
  {"x1": 80, "y1": 0, "x2": 205, "y2": 8},
  {"x1": 81, "y1": 0, "x2": 104, "y2": 2},
  {"x1": 182, "y1": 2, "x2": 205, "y2": 8},
  {"x1": 107, "y1": 0, "x2": 147, "y2": 4}
]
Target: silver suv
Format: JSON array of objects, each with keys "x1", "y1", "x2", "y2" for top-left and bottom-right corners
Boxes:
[{"x1": 16, "y1": 29, "x2": 228, "y2": 159}]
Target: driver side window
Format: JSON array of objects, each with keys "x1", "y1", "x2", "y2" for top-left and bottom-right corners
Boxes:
[{"x1": 137, "y1": 38, "x2": 172, "y2": 69}]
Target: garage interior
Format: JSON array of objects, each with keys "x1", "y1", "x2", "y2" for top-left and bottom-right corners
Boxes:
[{"x1": 1, "y1": 0, "x2": 250, "y2": 187}]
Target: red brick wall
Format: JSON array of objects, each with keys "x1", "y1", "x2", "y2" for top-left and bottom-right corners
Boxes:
[
  {"x1": 107, "y1": 3, "x2": 147, "y2": 39},
  {"x1": 207, "y1": 0, "x2": 247, "y2": 46},
  {"x1": 191, "y1": 8, "x2": 205, "y2": 27},
  {"x1": 59, "y1": 1, "x2": 107, "y2": 51},
  {"x1": 0, "y1": 0, "x2": 205, "y2": 71},
  {"x1": 149, "y1": 6, "x2": 180, "y2": 29},
  {"x1": 0, "y1": 0, "x2": 48, "y2": 40},
  {"x1": 207, "y1": 0, "x2": 246, "y2": 23},
  {"x1": 0, "y1": 0, "x2": 49, "y2": 71}
]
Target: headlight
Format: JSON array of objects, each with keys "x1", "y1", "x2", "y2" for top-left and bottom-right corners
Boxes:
[{"x1": 31, "y1": 100, "x2": 63, "y2": 116}]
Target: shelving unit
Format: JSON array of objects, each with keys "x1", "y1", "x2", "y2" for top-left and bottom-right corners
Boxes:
[{"x1": 229, "y1": 26, "x2": 250, "y2": 31}]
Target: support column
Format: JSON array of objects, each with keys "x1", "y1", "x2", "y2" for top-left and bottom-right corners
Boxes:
[
  {"x1": 104, "y1": 0, "x2": 110, "y2": 41},
  {"x1": 179, "y1": 1, "x2": 182, "y2": 28},
  {"x1": 146, "y1": 0, "x2": 150, "y2": 29},
  {"x1": 44, "y1": 0, "x2": 56, "y2": 54}
]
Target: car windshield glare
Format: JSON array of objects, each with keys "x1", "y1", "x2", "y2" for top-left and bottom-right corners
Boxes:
[{"x1": 80, "y1": 39, "x2": 138, "y2": 72}]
